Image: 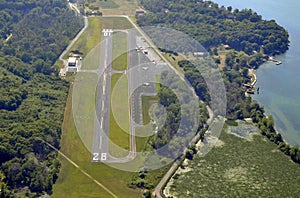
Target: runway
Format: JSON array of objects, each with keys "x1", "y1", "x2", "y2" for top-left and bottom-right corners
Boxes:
[
  {"x1": 91, "y1": 28, "x2": 166, "y2": 163},
  {"x1": 91, "y1": 30, "x2": 112, "y2": 162}
]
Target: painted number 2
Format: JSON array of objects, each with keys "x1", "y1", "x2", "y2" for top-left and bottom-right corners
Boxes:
[{"x1": 93, "y1": 153, "x2": 99, "y2": 161}]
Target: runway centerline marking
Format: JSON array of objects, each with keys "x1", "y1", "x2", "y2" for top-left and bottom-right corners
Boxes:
[
  {"x1": 100, "y1": 117, "x2": 104, "y2": 128},
  {"x1": 99, "y1": 136, "x2": 102, "y2": 149}
]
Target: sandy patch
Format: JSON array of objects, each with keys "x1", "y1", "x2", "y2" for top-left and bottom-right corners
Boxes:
[{"x1": 227, "y1": 122, "x2": 260, "y2": 141}]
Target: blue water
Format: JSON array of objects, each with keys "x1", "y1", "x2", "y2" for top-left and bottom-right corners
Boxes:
[{"x1": 212, "y1": 0, "x2": 300, "y2": 145}]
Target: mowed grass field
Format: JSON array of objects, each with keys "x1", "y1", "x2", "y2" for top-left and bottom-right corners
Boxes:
[
  {"x1": 162, "y1": 53, "x2": 185, "y2": 75},
  {"x1": 81, "y1": 17, "x2": 133, "y2": 70},
  {"x1": 87, "y1": 0, "x2": 138, "y2": 16},
  {"x1": 71, "y1": 72, "x2": 98, "y2": 149},
  {"x1": 64, "y1": 17, "x2": 133, "y2": 61},
  {"x1": 53, "y1": 17, "x2": 141, "y2": 197},
  {"x1": 112, "y1": 32, "x2": 128, "y2": 71},
  {"x1": 102, "y1": 17, "x2": 133, "y2": 30},
  {"x1": 168, "y1": 124, "x2": 300, "y2": 197},
  {"x1": 134, "y1": 96, "x2": 158, "y2": 153},
  {"x1": 141, "y1": 95, "x2": 158, "y2": 124},
  {"x1": 52, "y1": 85, "x2": 141, "y2": 198},
  {"x1": 109, "y1": 74, "x2": 130, "y2": 157},
  {"x1": 88, "y1": 0, "x2": 119, "y2": 9},
  {"x1": 63, "y1": 17, "x2": 102, "y2": 60}
]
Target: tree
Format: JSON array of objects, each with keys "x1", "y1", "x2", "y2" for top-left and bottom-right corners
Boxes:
[
  {"x1": 290, "y1": 146, "x2": 299, "y2": 161},
  {"x1": 213, "y1": 47, "x2": 218, "y2": 55},
  {"x1": 214, "y1": 57, "x2": 221, "y2": 64},
  {"x1": 186, "y1": 149, "x2": 194, "y2": 160},
  {"x1": 143, "y1": 190, "x2": 151, "y2": 198},
  {"x1": 0, "y1": 0, "x2": 83, "y2": 194},
  {"x1": 137, "y1": 0, "x2": 289, "y2": 56}
]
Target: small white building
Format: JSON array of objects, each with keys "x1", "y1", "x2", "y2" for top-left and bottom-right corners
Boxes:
[
  {"x1": 59, "y1": 68, "x2": 66, "y2": 76},
  {"x1": 136, "y1": 8, "x2": 145, "y2": 15},
  {"x1": 193, "y1": 52, "x2": 205, "y2": 57},
  {"x1": 68, "y1": 57, "x2": 77, "y2": 67}
]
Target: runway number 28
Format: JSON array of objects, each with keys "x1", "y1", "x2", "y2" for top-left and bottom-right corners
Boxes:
[{"x1": 93, "y1": 153, "x2": 107, "y2": 161}]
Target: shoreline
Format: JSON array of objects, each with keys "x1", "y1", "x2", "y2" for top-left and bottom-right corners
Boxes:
[
  {"x1": 160, "y1": 52, "x2": 290, "y2": 197},
  {"x1": 244, "y1": 69, "x2": 257, "y2": 95},
  {"x1": 248, "y1": 52, "x2": 300, "y2": 161},
  {"x1": 251, "y1": 61, "x2": 297, "y2": 148}
]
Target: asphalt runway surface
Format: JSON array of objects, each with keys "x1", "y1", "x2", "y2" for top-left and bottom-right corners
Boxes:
[
  {"x1": 91, "y1": 29, "x2": 167, "y2": 163},
  {"x1": 91, "y1": 31, "x2": 112, "y2": 162}
]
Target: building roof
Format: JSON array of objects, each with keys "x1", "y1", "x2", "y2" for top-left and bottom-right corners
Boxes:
[
  {"x1": 68, "y1": 57, "x2": 77, "y2": 64},
  {"x1": 193, "y1": 52, "x2": 205, "y2": 56},
  {"x1": 223, "y1": 44, "x2": 231, "y2": 49},
  {"x1": 136, "y1": 8, "x2": 145, "y2": 13}
]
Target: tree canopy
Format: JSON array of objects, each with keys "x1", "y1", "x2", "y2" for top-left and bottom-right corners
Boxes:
[
  {"x1": 0, "y1": 0, "x2": 83, "y2": 196},
  {"x1": 137, "y1": 0, "x2": 289, "y2": 55}
]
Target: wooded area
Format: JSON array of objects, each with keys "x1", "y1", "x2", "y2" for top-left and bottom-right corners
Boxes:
[
  {"x1": 138, "y1": 0, "x2": 289, "y2": 55},
  {"x1": 0, "y1": 0, "x2": 83, "y2": 196}
]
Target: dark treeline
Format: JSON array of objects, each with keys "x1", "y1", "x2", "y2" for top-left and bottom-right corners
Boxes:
[
  {"x1": 178, "y1": 58, "x2": 248, "y2": 120},
  {"x1": 137, "y1": 0, "x2": 289, "y2": 55},
  {"x1": 0, "y1": 0, "x2": 83, "y2": 197}
]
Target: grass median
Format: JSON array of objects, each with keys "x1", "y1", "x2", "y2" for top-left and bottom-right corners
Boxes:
[
  {"x1": 112, "y1": 31, "x2": 128, "y2": 71},
  {"x1": 109, "y1": 73, "x2": 130, "y2": 158}
]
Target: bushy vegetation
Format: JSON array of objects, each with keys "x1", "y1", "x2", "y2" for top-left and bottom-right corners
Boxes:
[
  {"x1": 0, "y1": 0, "x2": 83, "y2": 196},
  {"x1": 168, "y1": 125, "x2": 300, "y2": 197}
]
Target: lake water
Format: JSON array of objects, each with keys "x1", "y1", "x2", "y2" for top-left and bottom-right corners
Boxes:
[{"x1": 212, "y1": 0, "x2": 300, "y2": 146}]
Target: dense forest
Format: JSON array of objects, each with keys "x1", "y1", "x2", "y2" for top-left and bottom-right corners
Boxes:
[
  {"x1": 0, "y1": 0, "x2": 83, "y2": 196},
  {"x1": 137, "y1": 0, "x2": 289, "y2": 55}
]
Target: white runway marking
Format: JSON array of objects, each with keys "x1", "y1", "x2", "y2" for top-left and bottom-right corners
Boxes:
[
  {"x1": 102, "y1": 74, "x2": 106, "y2": 93},
  {"x1": 99, "y1": 136, "x2": 102, "y2": 149},
  {"x1": 101, "y1": 117, "x2": 104, "y2": 128}
]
